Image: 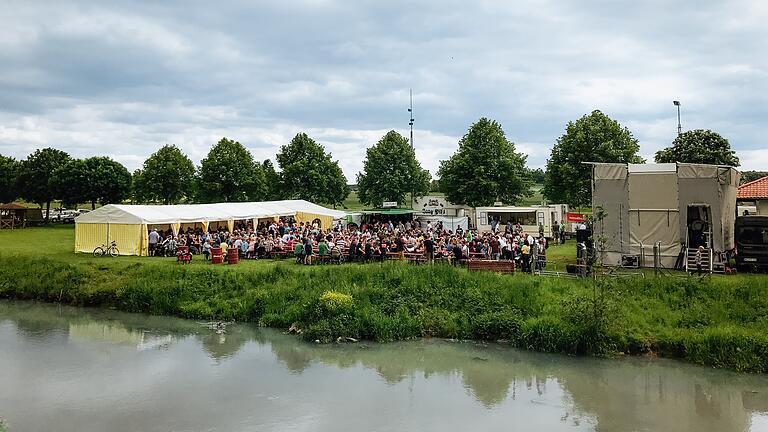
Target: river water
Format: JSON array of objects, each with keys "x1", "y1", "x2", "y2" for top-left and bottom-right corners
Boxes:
[{"x1": 1, "y1": 301, "x2": 767, "y2": 432}]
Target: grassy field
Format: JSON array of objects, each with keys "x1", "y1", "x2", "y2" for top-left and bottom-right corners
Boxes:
[{"x1": 2, "y1": 225, "x2": 768, "y2": 373}]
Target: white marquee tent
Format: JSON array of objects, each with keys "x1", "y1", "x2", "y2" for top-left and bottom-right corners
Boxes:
[{"x1": 75, "y1": 200, "x2": 347, "y2": 256}]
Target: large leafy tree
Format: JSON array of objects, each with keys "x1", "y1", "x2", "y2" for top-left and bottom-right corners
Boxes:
[
  {"x1": 276, "y1": 133, "x2": 349, "y2": 206},
  {"x1": 356, "y1": 130, "x2": 431, "y2": 206},
  {"x1": 131, "y1": 169, "x2": 150, "y2": 203},
  {"x1": 654, "y1": 129, "x2": 739, "y2": 166},
  {"x1": 197, "y1": 138, "x2": 266, "y2": 202},
  {"x1": 262, "y1": 159, "x2": 282, "y2": 199},
  {"x1": 50, "y1": 159, "x2": 89, "y2": 208},
  {"x1": 438, "y1": 118, "x2": 531, "y2": 207},
  {"x1": 0, "y1": 155, "x2": 20, "y2": 203},
  {"x1": 741, "y1": 171, "x2": 768, "y2": 185},
  {"x1": 135, "y1": 145, "x2": 196, "y2": 204},
  {"x1": 51, "y1": 157, "x2": 132, "y2": 209},
  {"x1": 85, "y1": 157, "x2": 132, "y2": 207},
  {"x1": 543, "y1": 110, "x2": 643, "y2": 207},
  {"x1": 17, "y1": 148, "x2": 71, "y2": 219}
]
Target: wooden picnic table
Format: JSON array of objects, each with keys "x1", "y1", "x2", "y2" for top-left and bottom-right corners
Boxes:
[
  {"x1": 467, "y1": 259, "x2": 515, "y2": 274},
  {"x1": 404, "y1": 252, "x2": 426, "y2": 264}
]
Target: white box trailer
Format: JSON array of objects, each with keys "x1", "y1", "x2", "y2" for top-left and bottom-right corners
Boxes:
[{"x1": 475, "y1": 205, "x2": 569, "y2": 237}]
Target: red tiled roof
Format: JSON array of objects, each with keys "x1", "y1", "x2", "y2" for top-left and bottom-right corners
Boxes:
[
  {"x1": 0, "y1": 203, "x2": 28, "y2": 210},
  {"x1": 738, "y1": 176, "x2": 768, "y2": 199}
]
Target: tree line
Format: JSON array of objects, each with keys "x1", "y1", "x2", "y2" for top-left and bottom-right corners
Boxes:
[{"x1": 0, "y1": 112, "x2": 749, "y2": 218}]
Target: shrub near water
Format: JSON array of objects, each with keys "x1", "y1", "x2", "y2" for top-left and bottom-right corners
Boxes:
[{"x1": 2, "y1": 255, "x2": 768, "y2": 372}]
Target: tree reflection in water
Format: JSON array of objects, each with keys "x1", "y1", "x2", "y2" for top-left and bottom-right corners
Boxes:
[{"x1": 2, "y1": 300, "x2": 768, "y2": 432}]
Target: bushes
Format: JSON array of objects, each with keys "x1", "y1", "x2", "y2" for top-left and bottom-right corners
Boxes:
[
  {"x1": 472, "y1": 310, "x2": 522, "y2": 341},
  {"x1": 2, "y1": 256, "x2": 768, "y2": 372},
  {"x1": 658, "y1": 327, "x2": 768, "y2": 373},
  {"x1": 517, "y1": 316, "x2": 576, "y2": 353}
]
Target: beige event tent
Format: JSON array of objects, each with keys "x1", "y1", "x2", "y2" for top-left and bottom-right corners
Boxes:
[
  {"x1": 591, "y1": 163, "x2": 739, "y2": 269},
  {"x1": 74, "y1": 200, "x2": 346, "y2": 256}
]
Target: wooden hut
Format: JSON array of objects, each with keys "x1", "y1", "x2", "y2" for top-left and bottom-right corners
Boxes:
[{"x1": 0, "y1": 203, "x2": 43, "y2": 229}]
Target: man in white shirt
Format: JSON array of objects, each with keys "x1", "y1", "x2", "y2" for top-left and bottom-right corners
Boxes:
[{"x1": 148, "y1": 229, "x2": 159, "y2": 256}]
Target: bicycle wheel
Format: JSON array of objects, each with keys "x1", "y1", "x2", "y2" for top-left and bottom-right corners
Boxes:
[
  {"x1": 93, "y1": 247, "x2": 104, "y2": 257},
  {"x1": 109, "y1": 247, "x2": 119, "y2": 257}
]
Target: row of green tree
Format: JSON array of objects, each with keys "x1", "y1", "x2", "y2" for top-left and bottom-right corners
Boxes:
[
  {"x1": 0, "y1": 118, "x2": 534, "y2": 215},
  {"x1": 0, "y1": 135, "x2": 351, "y2": 218},
  {"x1": 0, "y1": 111, "x2": 750, "y2": 216},
  {"x1": 0, "y1": 150, "x2": 132, "y2": 217}
]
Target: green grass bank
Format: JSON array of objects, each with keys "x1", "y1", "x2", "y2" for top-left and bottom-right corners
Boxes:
[{"x1": 1, "y1": 226, "x2": 768, "y2": 373}]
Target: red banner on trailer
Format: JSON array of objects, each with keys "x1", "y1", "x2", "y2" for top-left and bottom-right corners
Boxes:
[{"x1": 566, "y1": 212, "x2": 587, "y2": 223}]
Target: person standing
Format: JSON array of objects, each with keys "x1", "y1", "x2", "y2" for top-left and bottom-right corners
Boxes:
[
  {"x1": 148, "y1": 229, "x2": 159, "y2": 256},
  {"x1": 303, "y1": 237, "x2": 313, "y2": 265},
  {"x1": 293, "y1": 238, "x2": 304, "y2": 263},
  {"x1": 490, "y1": 236, "x2": 501, "y2": 260},
  {"x1": 202, "y1": 240, "x2": 211, "y2": 261},
  {"x1": 552, "y1": 221, "x2": 560, "y2": 245},
  {"x1": 695, "y1": 245, "x2": 704, "y2": 275},
  {"x1": 452, "y1": 240, "x2": 463, "y2": 265},
  {"x1": 560, "y1": 223, "x2": 567, "y2": 245},
  {"x1": 349, "y1": 237, "x2": 359, "y2": 262},
  {"x1": 364, "y1": 239, "x2": 373, "y2": 262},
  {"x1": 424, "y1": 236, "x2": 434, "y2": 263},
  {"x1": 395, "y1": 234, "x2": 405, "y2": 260},
  {"x1": 521, "y1": 242, "x2": 530, "y2": 272}
]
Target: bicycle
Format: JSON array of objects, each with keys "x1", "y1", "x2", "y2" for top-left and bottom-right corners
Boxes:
[{"x1": 93, "y1": 240, "x2": 120, "y2": 257}]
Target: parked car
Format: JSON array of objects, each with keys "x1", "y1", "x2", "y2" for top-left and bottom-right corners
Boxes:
[
  {"x1": 735, "y1": 215, "x2": 768, "y2": 272},
  {"x1": 49, "y1": 208, "x2": 63, "y2": 220},
  {"x1": 56, "y1": 210, "x2": 81, "y2": 224}
]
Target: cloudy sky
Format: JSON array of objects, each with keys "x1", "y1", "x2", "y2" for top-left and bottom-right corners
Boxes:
[{"x1": 2, "y1": 0, "x2": 767, "y2": 181}]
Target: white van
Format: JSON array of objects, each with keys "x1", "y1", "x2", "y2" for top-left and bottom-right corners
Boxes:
[{"x1": 475, "y1": 204, "x2": 569, "y2": 237}]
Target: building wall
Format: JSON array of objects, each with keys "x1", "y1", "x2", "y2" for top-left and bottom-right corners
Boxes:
[{"x1": 758, "y1": 200, "x2": 768, "y2": 215}]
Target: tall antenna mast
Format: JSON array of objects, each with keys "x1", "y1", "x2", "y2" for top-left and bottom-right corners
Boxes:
[
  {"x1": 408, "y1": 89, "x2": 415, "y2": 209},
  {"x1": 408, "y1": 89, "x2": 414, "y2": 149}
]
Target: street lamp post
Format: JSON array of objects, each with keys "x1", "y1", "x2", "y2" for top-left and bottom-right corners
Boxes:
[{"x1": 673, "y1": 100, "x2": 682, "y2": 136}]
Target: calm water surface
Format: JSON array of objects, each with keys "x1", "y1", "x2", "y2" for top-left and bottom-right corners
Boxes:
[{"x1": 1, "y1": 300, "x2": 767, "y2": 432}]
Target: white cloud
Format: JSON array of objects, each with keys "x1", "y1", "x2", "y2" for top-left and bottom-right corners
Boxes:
[
  {"x1": 1, "y1": 0, "x2": 767, "y2": 180},
  {"x1": 736, "y1": 149, "x2": 768, "y2": 171}
]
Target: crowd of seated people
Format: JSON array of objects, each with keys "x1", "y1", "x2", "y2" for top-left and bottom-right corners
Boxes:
[{"x1": 146, "y1": 216, "x2": 552, "y2": 272}]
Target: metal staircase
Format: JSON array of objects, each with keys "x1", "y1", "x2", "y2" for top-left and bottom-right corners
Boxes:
[{"x1": 684, "y1": 247, "x2": 725, "y2": 274}]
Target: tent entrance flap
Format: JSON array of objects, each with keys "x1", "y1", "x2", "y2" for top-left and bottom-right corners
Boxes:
[{"x1": 687, "y1": 204, "x2": 712, "y2": 249}]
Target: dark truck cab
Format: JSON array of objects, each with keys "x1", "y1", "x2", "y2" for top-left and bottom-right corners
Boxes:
[{"x1": 735, "y1": 215, "x2": 768, "y2": 272}]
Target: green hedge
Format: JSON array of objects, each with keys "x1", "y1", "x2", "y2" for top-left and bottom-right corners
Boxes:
[{"x1": 1, "y1": 256, "x2": 767, "y2": 372}]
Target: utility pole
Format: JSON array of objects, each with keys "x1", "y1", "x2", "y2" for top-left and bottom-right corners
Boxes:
[
  {"x1": 408, "y1": 89, "x2": 415, "y2": 209},
  {"x1": 673, "y1": 100, "x2": 682, "y2": 136}
]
